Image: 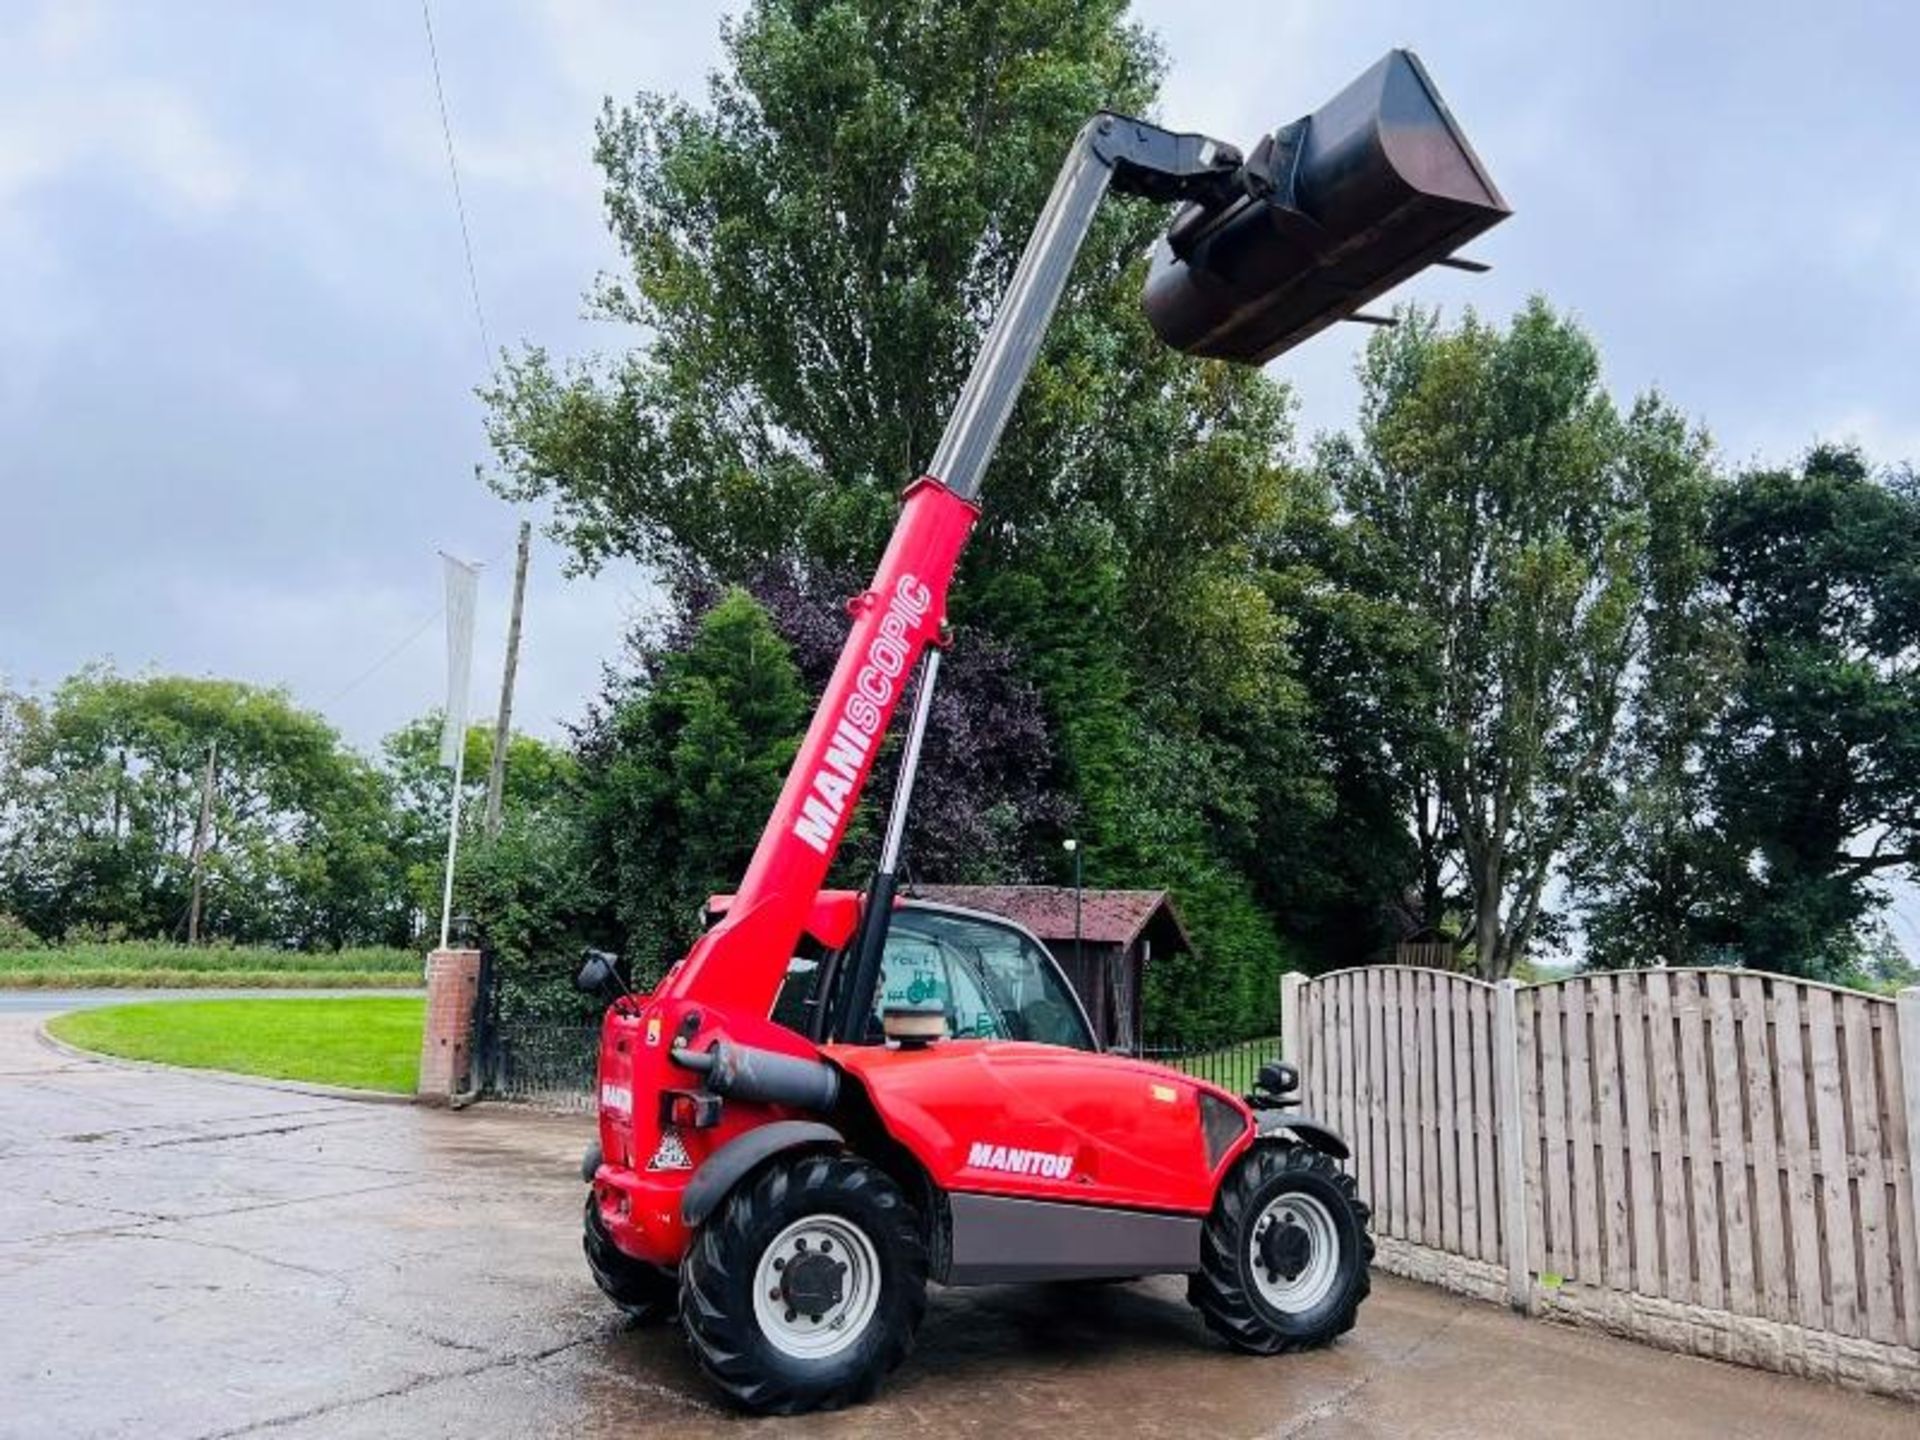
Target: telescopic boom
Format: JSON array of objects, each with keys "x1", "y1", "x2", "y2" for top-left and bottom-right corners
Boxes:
[
  {"x1": 656, "y1": 51, "x2": 1509, "y2": 1033},
  {"x1": 654, "y1": 113, "x2": 1239, "y2": 1021}
]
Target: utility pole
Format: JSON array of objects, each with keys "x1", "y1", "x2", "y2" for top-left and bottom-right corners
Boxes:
[
  {"x1": 484, "y1": 520, "x2": 530, "y2": 839},
  {"x1": 187, "y1": 741, "x2": 217, "y2": 945}
]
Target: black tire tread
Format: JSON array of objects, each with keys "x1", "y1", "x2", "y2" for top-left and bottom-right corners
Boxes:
[
  {"x1": 678, "y1": 1151, "x2": 927, "y2": 1414},
  {"x1": 583, "y1": 1193, "x2": 677, "y2": 1324},
  {"x1": 1188, "y1": 1142, "x2": 1373, "y2": 1355}
]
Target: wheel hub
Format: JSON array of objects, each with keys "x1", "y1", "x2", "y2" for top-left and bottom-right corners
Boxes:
[
  {"x1": 752, "y1": 1215, "x2": 883, "y2": 1360},
  {"x1": 1247, "y1": 1191, "x2": 1342, "y2": 1314},
  {"x1": 1258, "y1": 1215, "x2": 1312, "y2": 1282},
  {"x1": 779, "y1": 1247, "x2": 847, "y2": 1319}
]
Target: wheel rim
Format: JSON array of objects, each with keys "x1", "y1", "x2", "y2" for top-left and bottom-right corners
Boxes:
[
  {"x1": 751, "y1": 1214, "x2": 883, "y2": 1360},
  {"x1": 1248, "y1": 1191, "x2": 1341, "y2": 1314}
]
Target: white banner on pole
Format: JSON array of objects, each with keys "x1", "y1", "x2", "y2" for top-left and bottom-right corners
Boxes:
[
  {"x1": 437, "y1": 552, "x2": 481, "y2": 951},
  {"x1": 439, "y1": 553, "x2": 480, "y2": 768}
]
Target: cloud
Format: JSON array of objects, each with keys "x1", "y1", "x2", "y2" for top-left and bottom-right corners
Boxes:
[
  {"x1": 532, "y1": 0, "x2": 726, "y2": 105},
  {"x1": 1815, "y1": 411, "x2": 1920, "y2": 470},
  {"x1": 0, "y1": 76, "x2": 244, "y2": 221},
  {"x1": 0, "y1": 7, "x2": 254, "y2": 421},
  {"x1": 5, "y1": 0, "x2": 1920, "y2": 769}
]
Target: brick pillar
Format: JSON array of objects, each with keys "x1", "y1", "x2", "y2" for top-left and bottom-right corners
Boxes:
[{"x1": 418, "y1": 948, "x2": 481, "y2": 1102}]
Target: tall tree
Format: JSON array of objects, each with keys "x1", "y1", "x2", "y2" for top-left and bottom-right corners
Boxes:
[
  {"x1": 1324, "y1": 301, "x2": 1666, "y2": 979},
  {"x1": 1703, "y1": 446, "x2": 1920, "y2": 977},
  {"x1": 380, "y1": 717, "x2": 583, "y2": 944},
  {"x1": 382, "y1": 717, "x2": 578, "y2": 889},
  {"x1": 1573, "y1": 398, "x2": 1736, "y2": 970},
  {"x1": 0, "y1": 669, "x2": 402, "y2": 946},
  {"x1": 484, "y1": 0, "x2": 1167, "y2": 582},
  {"x1": 1262, "y1": 464, "x2": 1446, "y2": 960},
  {"x1": 486, "y1": 0, "x2": 1319, "y2": 1030},
  {"x1": 667, "y1": 565, "x2": 1072, "y2": 884},
  {"x1": 577, "y1": 589, "x2": 810, "y2": 980}
]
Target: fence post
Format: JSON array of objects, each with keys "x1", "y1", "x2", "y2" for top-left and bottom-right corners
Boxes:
[
  {"x1": 1900, "y1": 988, "x2": 1920, "y2": 1279},
  {"x1": 1493, "y1": 977, "x2": 1532, "y2": 1313},
  {"x1": 1280, "y1": 971, "x2": 1306, "y2": 1069}
]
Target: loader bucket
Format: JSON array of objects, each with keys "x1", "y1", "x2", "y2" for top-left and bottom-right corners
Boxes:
[{"x1": 1142, "y1": 49, "x2": 1509, "y2": 364}]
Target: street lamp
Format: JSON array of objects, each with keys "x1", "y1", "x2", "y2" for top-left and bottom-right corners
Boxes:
[{"x1": 1063, "y1": 839, "x2": 1083, "y2": 978}]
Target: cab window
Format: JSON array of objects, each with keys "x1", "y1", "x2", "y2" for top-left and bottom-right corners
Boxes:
[
  {"x1": 770, "y1": 909, "x2": 1097, "y2": 1052},
  {"x1": 878, "y1": 910, "x2": 1094, "y2": 1050},
  {"x1": 770, "y1": 956, "x2": 820, "y2": 1034}
]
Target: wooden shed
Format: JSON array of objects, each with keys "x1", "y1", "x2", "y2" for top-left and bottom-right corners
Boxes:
[{"x1": 908, "y1": 885, "x2": 1194, "y2": 1053}]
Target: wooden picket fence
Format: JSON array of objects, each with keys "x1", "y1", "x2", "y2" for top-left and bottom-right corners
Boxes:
[{"x1": 1280, "y1": 966, "x2": 1920, "y2": 1395}]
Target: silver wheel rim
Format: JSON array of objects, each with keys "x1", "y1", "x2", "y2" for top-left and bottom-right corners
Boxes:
[
  {"x1": 1249, "y1": 1191, "x2": 1341, "y2": 1314},
  {"x1": 751, "y1": 1214, "x2": 882, "y2": 1360}
]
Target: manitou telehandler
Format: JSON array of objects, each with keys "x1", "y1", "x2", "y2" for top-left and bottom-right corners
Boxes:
[{"x1": 577, "y1": 49, "x2": 1508, "y2": 1413}]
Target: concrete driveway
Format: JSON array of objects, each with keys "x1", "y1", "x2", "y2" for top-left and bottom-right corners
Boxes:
[{"x1": 2, "y1": 1012, "x2": 1912, "y2": 1439}]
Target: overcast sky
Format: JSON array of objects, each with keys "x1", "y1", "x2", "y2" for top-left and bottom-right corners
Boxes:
[{"x1": 4, "y1": 3, "x2": 1917, "y2": 947}]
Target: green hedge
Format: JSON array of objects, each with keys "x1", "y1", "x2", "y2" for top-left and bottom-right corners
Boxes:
[{"x1": 0, "y1": 942, "x2": 419, "y2": 988}]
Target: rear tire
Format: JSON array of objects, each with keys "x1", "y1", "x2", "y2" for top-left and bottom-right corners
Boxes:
[
  {"x1": 583, "y1": 1194, "x2": 676, "y2": 1324},
  {"x1": 679, "y1": 1151, "x2": 927, "y2": 1414},
  {"x1": 1189, "y1": 1143, "x2": 1372, "y2": 1354}
]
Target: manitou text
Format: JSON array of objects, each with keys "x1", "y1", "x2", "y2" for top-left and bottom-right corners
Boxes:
[{"x1": 966, "y1": 1142, "x2": 1075, "y2": 1180}]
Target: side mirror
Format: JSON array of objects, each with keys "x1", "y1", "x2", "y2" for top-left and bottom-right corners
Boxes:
[
  {"x1": 1142, "y1": 49, "x2": 1509, "y2": 364},
  {"x1": 575, "y1": 948, "x2": 621, "y2": 996},
  {"x1": 1256, "y1": 1060, "x2": 1301, "y2": 1098}
]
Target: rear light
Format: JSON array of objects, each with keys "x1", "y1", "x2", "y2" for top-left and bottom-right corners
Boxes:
[{"x1": 661, "y1": 1089, "x2": 723, "y2": 1130}]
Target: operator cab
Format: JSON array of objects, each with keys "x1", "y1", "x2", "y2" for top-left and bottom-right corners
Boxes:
[{"x1": 769, "y1": 900, "x2": 1098, "y2": 1053}]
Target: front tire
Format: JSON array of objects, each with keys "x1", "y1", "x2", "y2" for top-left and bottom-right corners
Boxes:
[
  {"x1": 583, "y1": 1193, "x2": 677, "y2": 1324},
  {"x1": 1189, "y1": 1143, "x2": 1372, "y2": 1354},
  {"x1": 679, "y1": 1152, "x2": 927, "y2": 1414}
]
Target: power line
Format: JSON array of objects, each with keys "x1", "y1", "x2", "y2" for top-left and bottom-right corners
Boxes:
[
  {"x1": 420, "y1": 0, "x2": 493, "y2": 369},
  {"x1": 319, "y1": 541, "x2": 514, "y2": 712},
  {"x1": 320, "y1": 606, "x2": 444, "y2": 711}
]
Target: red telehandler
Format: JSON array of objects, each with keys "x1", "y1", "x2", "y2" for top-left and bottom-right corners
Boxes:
[{"x1": 576, "y1": 49, "x2": 1508, "y2": 1413}]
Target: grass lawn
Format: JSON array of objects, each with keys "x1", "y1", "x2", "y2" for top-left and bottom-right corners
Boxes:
[
  {"x1": 49, "y1": 997, "x2": 425, "y2": 1093},
  {"x1": 1163, "y1": 1035, "x2": 1281, "y2": 1094},
  {"x1": 0, "y1": 941, "x2": 420, "y2": 990}
]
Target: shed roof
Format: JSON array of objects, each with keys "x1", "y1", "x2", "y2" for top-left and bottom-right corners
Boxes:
[{"x1": 909, "y1": 885, "x2": 1192, "y2": 954}]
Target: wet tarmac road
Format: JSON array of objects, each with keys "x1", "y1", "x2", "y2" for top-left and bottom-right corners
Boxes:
[{"x1": 3, "y1": 1013, "x2": 1913, "y2": 1439}]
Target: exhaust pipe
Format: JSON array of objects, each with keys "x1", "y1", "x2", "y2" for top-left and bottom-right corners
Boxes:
[{"x1": 675, "y1": 1040, "x2": 841, "y2": 1113}]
